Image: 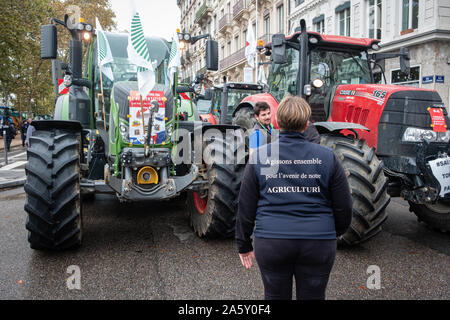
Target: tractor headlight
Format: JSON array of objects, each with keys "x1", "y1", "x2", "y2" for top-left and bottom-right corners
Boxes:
[
  {"x1": 119, "y1": 123, "x2": 129, "y2": 142},
  {"x1": 402, "y1": 127, "x2": 450, "y2": 143}
]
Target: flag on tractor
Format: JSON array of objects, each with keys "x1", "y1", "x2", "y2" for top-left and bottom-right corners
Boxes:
[
  {"x1": 168, "y1": 32, "x2": 181, "y2": 85},
  {"x1": 127, "y1": 6, "x2": 155, "y2": 98},
  {"x1": 95, "y1": 18, "x2": 114, "y2": 81},
  {"x1": 245, "y1": 22, "x2": 256, "y2": 68},
  {"x1": 258, "y1": 64, "x2": 267, "y2": 85}
]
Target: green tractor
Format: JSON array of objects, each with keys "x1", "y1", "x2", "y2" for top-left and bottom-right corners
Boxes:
[{"x1": 24, "y1": 15, "x2": 246, "y2": 250}]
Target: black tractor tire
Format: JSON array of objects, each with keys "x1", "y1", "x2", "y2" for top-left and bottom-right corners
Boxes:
[
  {"x1": 24, "y1": 129, "x2": 83, "y2": 251},
  {"x1": 187, "y1": 130, "x2": 246, "y2": 238},
  {"x1": 409, "y1": 200, "x2": 450, "y2": 232},
  {"x1": 232, "y1": 107, "x2": 256, "y2": 130},
  {"x1": 320, "y1": 134, "x2": 390, "y2": 246}
]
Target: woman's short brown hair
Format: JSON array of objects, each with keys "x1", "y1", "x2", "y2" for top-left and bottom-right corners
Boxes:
[{"x1": 276, "y1": 96, "x2": 311, "y2": 132}]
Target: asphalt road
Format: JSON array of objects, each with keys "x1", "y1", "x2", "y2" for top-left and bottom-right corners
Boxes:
[{"x1": 0, "y1": 188, "x2": 448, "y2": 300}]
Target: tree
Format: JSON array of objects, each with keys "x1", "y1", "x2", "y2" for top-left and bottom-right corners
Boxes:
[{"x1": 0, "y1": 0, "x2": 116, "y2": 117}]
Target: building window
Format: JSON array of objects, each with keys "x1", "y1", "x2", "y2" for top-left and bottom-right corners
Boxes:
[
  {"x1": 336, "y1": 2, "x2": 351, "y2": 36},
  {"x1": 313, "y1": 14, "x2": 325, "y2": 34},
  {"x1": 368, "y1": 0, "x2": 382, "y2": 39},
  {"x1": 264, "y1": 15, "x2": 270, "y2": 37},
  {"x1": 277, "y1": 5, "x2": 284, "y2": 33},
  {"x1": 295, "y1": 0, "x2": 304, "y2": 6},
  {"x1": 339, "y1": 8, "x2": 350, "y2": 36},
  {"x1": 243, "y1": 30, "x2": 247, "y2": 46},
  {"x1": 227, "y1": 41, "x2": 231, "y2": 56},
  {"x1": 402, "y1": 0, "x2": 418, "y2": 31},
  {"x1": 234, "y1": 35, "x2": 239, "y2": 52},
  {"x1": 391, "y1": 66, "x2": 420, "y2": 87}
]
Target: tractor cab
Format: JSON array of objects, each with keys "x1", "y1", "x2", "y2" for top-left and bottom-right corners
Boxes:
[
  {"x1": 267, "y1": 33, "x2": 376, "y2": 123},
  {"x1": 266, "y1": 30, "x2": 382, "y2": 123},
  {"x1": 199, "y1": 82, "x2": 264, "y2": 124},
  {"x1": 89, "y1": 32, "x2": 173, "y2": 150}
]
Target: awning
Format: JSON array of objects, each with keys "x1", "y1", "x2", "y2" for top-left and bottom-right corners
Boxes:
[
  {"x1": 312, "y1": 14, "x2": 325, "y2": 24},
  {"x1": 335, "y1": 1, "x2": 350, "y2": 13}
]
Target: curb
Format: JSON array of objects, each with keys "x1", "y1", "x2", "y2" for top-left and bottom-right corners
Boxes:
[{"x1": 0, "y1": 179, "x2": 26, "y2": 190}]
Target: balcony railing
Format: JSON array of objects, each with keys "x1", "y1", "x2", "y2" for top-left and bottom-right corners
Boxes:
[
  {"x1": 195, "y1": 1, "x2": 213, "y2": 23},
  {"x1": 219, "y1": 47, "x2": 246, "y2": 70},
  {"x1": 219, "y1": 14, "x2": 232, "y2": 32},
  {"x1": 233, "y1": 0, "x2": 249, "y2": 20}
]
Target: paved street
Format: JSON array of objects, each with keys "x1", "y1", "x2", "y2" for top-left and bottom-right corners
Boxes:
[
  {"x1": 0, "y1": 145, "x2": 27, "y2": 189},
  {"x1": 0, "y1": 186, "x2": 448, "y2": 300}
]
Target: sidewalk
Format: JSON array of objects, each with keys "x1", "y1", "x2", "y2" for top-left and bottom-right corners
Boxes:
[
  {"x1": 0, "y1": 136, "x2": 24, "y2": 151},
  {"x1": 0, "y1": 136, "x2": 27, "y2": 189}
]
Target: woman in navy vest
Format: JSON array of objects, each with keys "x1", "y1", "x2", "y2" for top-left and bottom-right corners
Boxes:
[{"x1": 236, "y1": 95, "x2": 353, "y2": 300}]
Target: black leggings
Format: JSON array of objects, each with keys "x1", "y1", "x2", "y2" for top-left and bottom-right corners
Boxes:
[{"x1": 254, "y1": 237, "x2": 336, "y2": 300}]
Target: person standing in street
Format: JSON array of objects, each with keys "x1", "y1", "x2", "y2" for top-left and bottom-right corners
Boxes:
[
  {"x1": 236, "y1": 95, "x2": 353, "y2": 300},
  {"x1": 26, "y1": 118, "x2": 35, "y2": 147},
  {"x1": 20, "y1": 119, "x2": 29, "y2": 147},
  {"x1": 249, "y1": 100, "x2": 321, "y2": 152},
  {"x1": 249, "y1": 102, "x2": 274, "y2": 151},
  {"x1": 3, "y1": 119, "x2": 16, "y2": 152}
]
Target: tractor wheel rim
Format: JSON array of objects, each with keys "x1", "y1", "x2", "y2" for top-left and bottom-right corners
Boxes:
[{"x1": 193, "y1": 192, "x2": 207, "y2": 215}]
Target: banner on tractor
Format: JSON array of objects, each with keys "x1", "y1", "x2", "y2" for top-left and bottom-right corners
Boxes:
[
  {"x1": 128, "y1": 90, "x2": 166, "y2": 145},
  {"x1": 428, "y1": 107, "x2": 447, "y2": 132}
]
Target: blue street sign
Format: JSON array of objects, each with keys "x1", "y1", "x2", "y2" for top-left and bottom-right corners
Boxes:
[
  {"x1": 422, "y1": 76, "x2": 434, "y2": 84},
  {"x1": 435, "y1": 75, "x2": 445, "y2": 83}
]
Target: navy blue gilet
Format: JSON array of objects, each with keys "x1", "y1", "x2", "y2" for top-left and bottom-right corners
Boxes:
[{"x1": 252, "y1": 131, "x2": 337, "y2": 239}]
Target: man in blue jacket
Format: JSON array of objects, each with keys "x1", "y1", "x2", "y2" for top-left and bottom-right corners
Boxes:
[
  {"x1": 236, "y1": 95, "x2": 352, "y2": 300},
  {"x1": 249, "y1": 101, "x2": 321, "y2": 152}
]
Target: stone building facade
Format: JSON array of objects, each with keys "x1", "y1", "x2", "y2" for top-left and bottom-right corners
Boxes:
[
  {"x1": 177, "y1": 0, "x2": 289, "y2": 84},
  {"x1": 288, "y1": 0, "x2": 450, "y2": 110}
]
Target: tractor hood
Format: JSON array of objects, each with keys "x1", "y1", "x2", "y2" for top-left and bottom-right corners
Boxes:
[{"x1": 328, "y1": 84, "x2": 449, "y2": 151}]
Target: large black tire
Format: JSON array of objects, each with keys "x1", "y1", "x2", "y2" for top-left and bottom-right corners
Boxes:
[
  {"x1": 409, "y1": 200, "x2": 450, "y2": 232},
  {"x1": 232, "y1": 107, "x2": 256, "y2": 130},
  {"x1": 24, "y1": 129, "x2": 83, "y2": 251},
  {"x1": 321, "y1": 134, "x2": 390, "y2": 245},
  {"x1": 187, "y1": 130, "x2": 246, "y2": 238}
]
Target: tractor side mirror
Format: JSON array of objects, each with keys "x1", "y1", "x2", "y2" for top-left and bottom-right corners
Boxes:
[
  {"x1": 271, "y1": 34, "x2": 287, "y2": 65},
  {"x1": 400, "y1": 47, "x2": 410, "y2": 76},
  {"x1": 206, "y1": 40, "x2": 218, "y2": 71},
  {"x1": 41, "y1": 24, "x2": 58, "y2": 59}
]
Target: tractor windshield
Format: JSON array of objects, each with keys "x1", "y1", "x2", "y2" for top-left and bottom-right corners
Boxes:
[
  {"x1": 210, "y1": 88, "x2": 262, "y2": 121},
  {"x1": 268, "y1": 47, "x2": 372, "y2": 102},
  {"x1": 92, "y1": 33, "x2": 171, "y2": 127},
  {"x1": 268, "y1": 48, "x2": 299, "y2": 101},
  {"x1": 310, "y1": 48, "x2": 372, "y2": 87},
  {"x1": 308, "y1": 48, "x2": 372, "y2": 121}
]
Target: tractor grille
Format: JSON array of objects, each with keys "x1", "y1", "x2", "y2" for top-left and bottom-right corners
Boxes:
[
  {"x1": 346, "y1": 105, "x2": 369, "y2": 126},
  {"x1": 377, "y1": 90, "x2": 448, "y2": 159}
]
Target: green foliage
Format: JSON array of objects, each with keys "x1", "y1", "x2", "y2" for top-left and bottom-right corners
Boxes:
[{"x1": 0, "y1": 0, "x2": 116, "y2": 118}]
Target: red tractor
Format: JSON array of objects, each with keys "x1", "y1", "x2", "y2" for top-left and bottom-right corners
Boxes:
[{"x1": 234, "y1": 20, "x2": 450, "y2": 245}]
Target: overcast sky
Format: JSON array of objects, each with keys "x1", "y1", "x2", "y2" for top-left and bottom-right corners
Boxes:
[{"x1": 109, "y1": 0, "x2": 181, "y2": 40}]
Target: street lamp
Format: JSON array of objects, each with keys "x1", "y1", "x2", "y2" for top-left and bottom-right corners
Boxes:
[{"x1": 177, "y1": 30, "x2": 212, "y2": 48}]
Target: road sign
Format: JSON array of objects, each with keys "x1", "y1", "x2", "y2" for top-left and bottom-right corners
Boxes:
[
  {"x1": 436, "y1": 75, "x2": 445, "y2": 83},
  {"x1": 422, "y1": 76, "x2": 434, "y2": 84}
]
